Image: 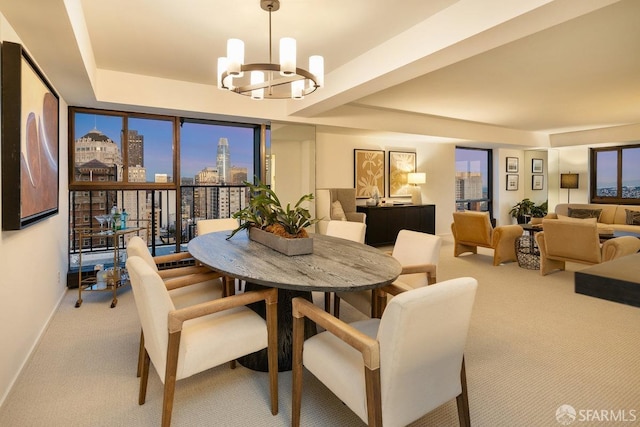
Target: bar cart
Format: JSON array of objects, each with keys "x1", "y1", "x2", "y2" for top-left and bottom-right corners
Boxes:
[{"x1": 75, "y1": 226, "x2": 146, "y2": 308}]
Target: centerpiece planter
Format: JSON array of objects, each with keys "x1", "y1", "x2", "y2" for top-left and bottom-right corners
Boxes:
[
  {"x1": 249, "y1": 227, "x2": 313, "y2": 256},
  {"x1": 228, "y1": 180, "x2": 318, "y2": 257}
]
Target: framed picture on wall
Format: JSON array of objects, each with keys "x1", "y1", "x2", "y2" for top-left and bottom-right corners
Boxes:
[
  {"x1": 532, "y1": 175, "x2": 544, "y2": 190},
  {"x1": 506, "y1": 157, "x2": 519, "y2": 173},
  {"x1": 354, "y1": 149, "x2": 385, "y2": 199},
  {"x1": 532, "y1": 158, "x2": 543, "y2": 173},
  {"x1": 1, "y1": 41, "x2": 60, "y2": 230},
  {"x1": 388, "y1": 151, "x2": 416, "y2": 197},
  {"x1": 506, "y1": 174, "x2": 519, "y2": 191}
]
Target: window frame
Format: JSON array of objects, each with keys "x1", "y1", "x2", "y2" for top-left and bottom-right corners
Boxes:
[
  {"x1": 454, "y1": 146, "x2": 494, "y2": 216},
  {"x1": 590, "y1": 143, "x2": 640, "y2": 204}
]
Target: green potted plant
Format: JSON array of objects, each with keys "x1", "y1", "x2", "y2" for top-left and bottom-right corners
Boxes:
[
  {"x1": 529, "y1": 200, "x2": 548, "y2": 224},
  {"x1": 509, "y1": 198, "x2": 536, "y2": 224},
  {"x1": 228, "y1": 181, "x2": 318, "y2": 255}
]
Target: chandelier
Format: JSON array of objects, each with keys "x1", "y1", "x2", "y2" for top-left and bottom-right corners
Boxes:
[{"x1": 217, "y1": 0, "x2": 324, "y2": 100}]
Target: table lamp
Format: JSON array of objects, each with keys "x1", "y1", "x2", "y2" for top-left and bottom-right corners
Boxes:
[
  {"x1": 407, "y1": 172, "x2": 426, "y2": 205},
  {"x1": 560, "y1": 173, "x2": 579, "y2": 203}
]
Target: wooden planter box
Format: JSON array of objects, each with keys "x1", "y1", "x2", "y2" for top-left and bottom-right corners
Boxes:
[{"x1": 249, "y1": 227, "x2": 313, "y2": 256}]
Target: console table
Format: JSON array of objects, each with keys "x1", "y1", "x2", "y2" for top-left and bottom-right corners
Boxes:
[{"x1": 357, "y1": 204, "x2": 436, "y2": 246}]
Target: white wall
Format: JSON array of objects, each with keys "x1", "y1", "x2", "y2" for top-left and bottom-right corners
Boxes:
[
  {"x1": 316, "y1": 131, "x2": 457, "y2": 236},
  {"x1": 0, "y1": 16, "x2": 69, "y2": 405}
]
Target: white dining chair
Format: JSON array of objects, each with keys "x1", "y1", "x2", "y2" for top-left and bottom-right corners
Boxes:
[
  {"x1": 292, "y1": 277, "x2": 478, "y2": 427},
  {"x1": 334, "y1": 229, "x2": 442, "y2": 318},
  {"x1": 196, "y1": 217, "x2": 239, "y2": 235}
]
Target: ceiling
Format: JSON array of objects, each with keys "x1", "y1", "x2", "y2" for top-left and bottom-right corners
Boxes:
[{"x1": 1, "y1": 0, "x2": 639, "y2": 148}]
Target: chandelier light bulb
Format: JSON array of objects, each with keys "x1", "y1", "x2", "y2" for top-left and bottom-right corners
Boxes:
[
  {"x1": 227, "y1": 38, "x2": 244, "y2": 77},
  {"x1": 309, "y1": 55, "x2": 324, "y2": 88},
  {"x1": 279, "y1": 37, "x2": 297, "y2": 76},
  {"x1": 250, "y1": 71, "x2": 265, "y2": 100},
  {"x1": 291, "y1": 79, "x2": 305, "y2": 99}
]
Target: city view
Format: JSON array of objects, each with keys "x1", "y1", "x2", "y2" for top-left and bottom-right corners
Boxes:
[{"x1": 71, "y1": 113, "x2": 257, "y2": 255}]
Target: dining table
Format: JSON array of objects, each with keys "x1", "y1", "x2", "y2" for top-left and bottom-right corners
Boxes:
[{"x1": 188, "y1": 230, "x2": 402, "y2": 371}]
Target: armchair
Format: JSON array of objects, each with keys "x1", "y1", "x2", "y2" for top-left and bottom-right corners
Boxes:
[
  {"x1": 292, "y1": 277, "x2": 478, "y2": 427},
  {"x1": 126, "y1": 256, "x2": 278, "y2": 427},
  {"x1": 451, "y1": 211, "x2": 523, "y2": 266},
  {"x1": 316, "y1": 188, "x2": 366, "y2": 235},
  {"x1": 333, "y1": 229, "x2": 441, "y2": 318},
  {"x1": 126, "y1": 236, "x2": 226, "y2": 377},
  {"x1": 535, "y1": 218, "x2": 640, "y2": 276}
]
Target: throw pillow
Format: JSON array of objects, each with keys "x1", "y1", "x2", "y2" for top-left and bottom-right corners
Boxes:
[
  {"x1": 625, "y1": 209, "x2": 640, "y2": 225},
  {"x1": 331, "y1": 200, "x2": 347, "y2": 221},
  {"x1": 568, "y1": 208, "x2": 602, "y2": 221},
  {"x1": 556, "y1": 215, "x2": 598, "y2": 224}
]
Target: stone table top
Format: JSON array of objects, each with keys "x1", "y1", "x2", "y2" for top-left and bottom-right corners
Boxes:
[{"x1": 188, "y1": 231, "x2": 401, "y2": 292}]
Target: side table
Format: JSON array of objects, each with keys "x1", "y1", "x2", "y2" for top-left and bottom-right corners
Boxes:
[{"x1": 516, "y1": 223, "x2": 543, "y2": 269}]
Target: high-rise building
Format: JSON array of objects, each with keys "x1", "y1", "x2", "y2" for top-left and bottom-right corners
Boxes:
[
  {"x1": 128, "y1": 130, "x2": 144, "y2": 167},
  {"x1": 230, "y1": 166, "x2": 248, "y2": 185},
  {"x1": 216, "y1": 138, "x2": 231, "y2": 184}
]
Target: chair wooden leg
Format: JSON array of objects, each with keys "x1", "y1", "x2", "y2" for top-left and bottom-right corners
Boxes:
[
  {"x1": 324, "y1": 292, "x2": 331, "y2": 312},
  {"x1": 291, "y1": 314, "x2": 305, "y2": 427},
  {"x1": 139, "y1": 348, "x2": 150, "y2": 405},
  {"x1": 137, "y1": 329, "x2": 145, "y2": 377},
  {"x1": 333, "y1": 294, "x2": 341, "y2": 318},
  {"x1": 364, "y1": 366, "x2": 382, "y2": 427},
  {"x1": 456, "y1": 357, "x2": 471, "y2": 427},
  {"x1": 162, "y1": 331, "x2": 181, "y2": 427},
  {"x1": 266, "y1": 295, "x2": 279, "y2": 415}
]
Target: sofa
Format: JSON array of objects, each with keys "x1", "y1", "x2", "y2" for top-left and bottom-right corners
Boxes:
[{"x1": 549, "y1": 203, "x2": 640, "y2": 234}]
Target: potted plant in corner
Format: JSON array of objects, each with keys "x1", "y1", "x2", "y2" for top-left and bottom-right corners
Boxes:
[
  {"x1": 227, "y1": 181, "x2": 318, "y2": 256},
  {"x1": 509, "y1": 198, "x2": 536, "y2": 224},
  {"x1": 529, "y1": 200, "x2": 548, "y2": 225}
]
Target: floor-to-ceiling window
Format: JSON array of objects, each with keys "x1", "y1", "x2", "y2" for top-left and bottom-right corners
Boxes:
[
  {"x1": 455, "y1": 147, "x2": 493, "y2": 214},
  {"x1": 68, "y1": 107, "x2": 266, "y2": 272}
]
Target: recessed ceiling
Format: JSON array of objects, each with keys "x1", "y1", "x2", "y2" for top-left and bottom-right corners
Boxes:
[{"x1": 0, "y1": 0, "x2": 638, "y2": 146}]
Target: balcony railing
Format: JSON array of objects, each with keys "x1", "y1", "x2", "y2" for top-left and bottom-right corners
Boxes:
[{"x1": 69, "y1": 185, "x2": 248, "y2": 273}]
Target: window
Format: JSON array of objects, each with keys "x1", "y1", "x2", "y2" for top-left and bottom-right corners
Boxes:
[
  {"x1": 591, "y1": 144, "x2": 640, "y2": 203},
  {"x1": 455, "y1": 147, "x2": 493, "y2": 214}
]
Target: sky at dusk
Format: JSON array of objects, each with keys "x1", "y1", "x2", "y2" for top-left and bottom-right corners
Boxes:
[{"x1": 74, "y1": 113, "x2": 255, "y2": 180}]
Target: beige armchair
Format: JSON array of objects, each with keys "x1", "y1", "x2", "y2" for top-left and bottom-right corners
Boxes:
[
  {"x1": 316, "y1": 188, "x2": 366, "y2": 234},
  {"x1": 451, "y1": 211, "x2": 523, "y2": 266},
  {"x1": 292, "y1": 277, "x2": 478, "y2": 427},
  {"x1": 535, "y1": 218, "x2": 640, "y2": 276},
  {"x1": 126, "y1": 256, "x2": 278, "y2": 427}
]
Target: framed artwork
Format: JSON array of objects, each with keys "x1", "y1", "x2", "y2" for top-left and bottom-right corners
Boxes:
[
  {"x1": 532, "y1": 158, "x2": 543, "y2": 173},
  {"x1": 506, "y1": 157, "x2": 519, "y2": 173},
  {"x1": 388, "y1": 151, "x2": 416, "y2": 197},
  {"x1": 506, "y1": 174, "x2": 519, "y2": 191},
  {"x1": 2, "y1": 41, "x2": 60, "y2": 230},
  {"x1": 354, "y1": 149, "x2": 385, "y2": 199},
  {"x1": 532, "y1": 175, "x2": 544, "y2": 190}
]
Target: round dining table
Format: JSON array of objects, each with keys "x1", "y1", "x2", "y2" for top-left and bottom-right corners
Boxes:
[{"x1": 188, "y1": 230, "x2": 401, "y2": 371}]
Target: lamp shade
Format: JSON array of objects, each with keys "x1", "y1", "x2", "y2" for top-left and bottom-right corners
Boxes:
[
  {"x1": 407, "y1": 172, "x2": 426, "y2": 185},
  {"x1": 560, "y1": 173, "x2": 579, "y2": 189}
]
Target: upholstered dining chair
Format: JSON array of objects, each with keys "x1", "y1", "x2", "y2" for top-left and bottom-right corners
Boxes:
[
  {"x1": 535, "y1": 218, "x2": 640, "y2": 276},
  {"x1": 196, "y1": 217, "x2": 239, "y2": 236},
  {"x1": 451, "y1": 211, "x2": 523, "y2": 266},
  {"x1": 333, "y1": 229, "x2": 442, "y2": 318},
  {"x1": 292, "y1": 277, "x2": 478, "y2": 427},
  {"x1": 323, "y1": 220, "x2": 367, "y2": 310},
  {"x1": 126, "y1": 256, "x2": 278, "y2": 427},
  {"x1": 196, "y1": 217, "x2": 243, "y2": 293},
  {"x1": 126, "y1": 236, "x2": 226, "y2": 376}
]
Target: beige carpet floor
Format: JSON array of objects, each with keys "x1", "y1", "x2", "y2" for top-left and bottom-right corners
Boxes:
[{"x1": 1, "y1": 239, "x2": 639, "y2": 426}]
